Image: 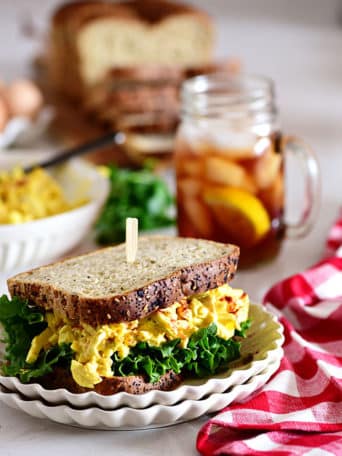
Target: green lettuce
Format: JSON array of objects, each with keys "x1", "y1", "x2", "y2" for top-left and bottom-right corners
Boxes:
[
  {"x1": 0, "y1": 294, "x2": 72, "y2": 382},
  {"x1": 112, "y1": 321, "x2": 251, "y2": 383}
]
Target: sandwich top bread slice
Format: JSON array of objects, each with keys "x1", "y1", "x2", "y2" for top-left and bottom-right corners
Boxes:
[{"x1": 1, "y1": 237, "x2": 250, "y2": 395}]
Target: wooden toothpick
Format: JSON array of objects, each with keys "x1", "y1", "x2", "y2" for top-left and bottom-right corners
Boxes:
[{"x1": 126, "y1": 217, "x2": 138, "y2": 263}]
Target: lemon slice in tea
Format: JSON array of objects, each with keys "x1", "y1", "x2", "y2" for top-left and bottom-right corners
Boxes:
[{"x1": 203, "y1": 186, "x2": 271, "y2": 247}]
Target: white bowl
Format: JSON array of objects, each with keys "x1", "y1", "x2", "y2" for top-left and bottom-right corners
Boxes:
[{"x1": 0, "y1": 159, "x2": 109, "y2": 273}]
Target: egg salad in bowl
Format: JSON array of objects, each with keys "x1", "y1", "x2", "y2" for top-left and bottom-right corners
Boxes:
[
  {"x1": 0, "y1": 158, "x2": 109, "y2": 272},
  {"x1": 0, "y1": 166, "x2": 87, "y2": 224}
]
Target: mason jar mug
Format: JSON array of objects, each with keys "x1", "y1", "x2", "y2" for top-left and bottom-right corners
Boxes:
[{"x1": 174, "y1": 74, "x2": 319, "y2": 268}]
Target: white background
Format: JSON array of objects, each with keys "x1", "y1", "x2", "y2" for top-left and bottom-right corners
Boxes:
[{"x1": 0, "y1": 1, "x2": 342, "y2": 455}]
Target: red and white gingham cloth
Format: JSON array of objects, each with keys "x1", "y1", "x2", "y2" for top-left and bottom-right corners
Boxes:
[{"x1": 197, "y1": 219, "x2": 342, "y2": 455}]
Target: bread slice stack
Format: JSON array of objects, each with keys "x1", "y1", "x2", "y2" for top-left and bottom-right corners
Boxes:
[{"x1": 44, "y1": 0, "x2": 238, "y2": 163}]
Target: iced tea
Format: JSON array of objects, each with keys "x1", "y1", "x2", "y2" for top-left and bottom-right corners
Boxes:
[{"x1": 175, "y1": 132, "x2": 285, "y2": 268}]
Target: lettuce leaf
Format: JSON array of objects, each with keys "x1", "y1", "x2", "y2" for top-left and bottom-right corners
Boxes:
[
  {"x1": 112, "y1": 323, "x2": 249, "y2": 383},
  {"x1": 12, "y1": 343, "x2": 73, "y2": 383},
  {"x1": 0, "y1": 294, "x2": 72, "y2": 382}
]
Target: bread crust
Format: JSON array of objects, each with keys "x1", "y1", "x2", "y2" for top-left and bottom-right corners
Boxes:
[
  {"x1": 52, "y1": 0, "x2": 211, "y2": 27},
  {"x1": 7, "y1": 242, "x2": 239, "y2": 327},
  {"x1": 38, "y1": 367, "x2": 183, "y2": 394},
  {"x1": 52, "y1": 1, "x2": 134, "y2": 27}
]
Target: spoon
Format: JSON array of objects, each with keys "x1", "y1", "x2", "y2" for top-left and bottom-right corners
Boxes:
[{"x1": 23, "y1": 131, "x2": 124, "y2": 173}]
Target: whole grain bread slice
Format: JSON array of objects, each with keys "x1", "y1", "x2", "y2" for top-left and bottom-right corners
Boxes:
[
  {"x1": 38, "y1": 366, "x2": 182, "y2": 395},
  {"x1": 8, "y1": 237, "x2": 239, "y2": 326}
]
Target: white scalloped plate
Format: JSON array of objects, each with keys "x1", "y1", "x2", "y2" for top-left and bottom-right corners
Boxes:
[
  {"x1": 0, "y1": 304, "x2": 283, "y2": 409},
  {"x1": 0, "y1": 357, "x2": 280, "y2": 430}
]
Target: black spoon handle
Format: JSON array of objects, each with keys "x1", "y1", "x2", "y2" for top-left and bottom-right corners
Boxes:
[{"x1": 24, "y1": 131, "x2": 123, "y2": 173}]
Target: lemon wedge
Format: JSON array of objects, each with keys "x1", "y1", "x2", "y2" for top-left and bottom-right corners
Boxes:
[{"x1": 203, "y1": 187, "x2": 271, "y2": 247}]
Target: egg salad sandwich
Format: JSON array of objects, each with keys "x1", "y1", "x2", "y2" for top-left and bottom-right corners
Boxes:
[{"x1": 0, "y1": 237, "x2": 250, "y2": 395}]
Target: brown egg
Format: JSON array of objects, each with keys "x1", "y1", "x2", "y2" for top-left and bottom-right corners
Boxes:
[
  {"x1": 0, "y1": 95, "x2": 9, "y2": 132},
  {"x1": 5, "y1": 79, "x2": 43, "y2": 119}
]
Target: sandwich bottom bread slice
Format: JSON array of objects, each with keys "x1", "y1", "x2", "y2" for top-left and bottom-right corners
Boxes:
[{"x1": 0, "y1": 237, "x2": 251, "y2": 395}]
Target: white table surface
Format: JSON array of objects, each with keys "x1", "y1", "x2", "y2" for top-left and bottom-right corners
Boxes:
[{"x1": 1, "y1": 6, "x2": 342, "y2": 456}]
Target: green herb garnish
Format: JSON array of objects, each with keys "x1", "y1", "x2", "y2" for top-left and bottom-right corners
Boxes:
[{"x1": 95, "y1": 165, "x2": 175, "y2": 244}]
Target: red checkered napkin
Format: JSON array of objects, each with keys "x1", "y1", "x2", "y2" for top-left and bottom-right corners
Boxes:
[{"x1": 197, "y1": 219, "x2": 342, "y2": 455}]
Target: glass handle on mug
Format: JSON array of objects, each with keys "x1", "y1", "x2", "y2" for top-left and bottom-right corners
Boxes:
[{"x1": 283, "y1": 135, "x2": 320, "y2": 239}]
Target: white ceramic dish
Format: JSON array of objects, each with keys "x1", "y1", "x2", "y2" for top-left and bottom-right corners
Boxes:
[
  {"x1": 0, "y1": 107, "x2": 54, "y2": 149},
  {"x1": 0, "y1": 358, "x2": 280, "y2": 430},
  {"x1": 0, "y1": 304, "x2": 284, "y2": 409},
  {"x1": 0, "y1": 158, "x2": 109, "y2": 273}
]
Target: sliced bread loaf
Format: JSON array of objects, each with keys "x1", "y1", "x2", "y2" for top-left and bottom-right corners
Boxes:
[
  {"x1": 8, "y1": 237, "x2": 239, "y2": 326},
  {"x1": 47, "y1": 0, "x2": 213, "y2": 96}
]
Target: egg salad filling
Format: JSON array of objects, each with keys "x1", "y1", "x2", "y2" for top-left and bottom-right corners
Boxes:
[{"x1": 24, "y1": 284, "x2": 249, "y2": 388}]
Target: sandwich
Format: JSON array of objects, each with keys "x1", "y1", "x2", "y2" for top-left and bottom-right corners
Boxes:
[{"x1": 0, "y1": 237, "x2": 250, "y2": 395}]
